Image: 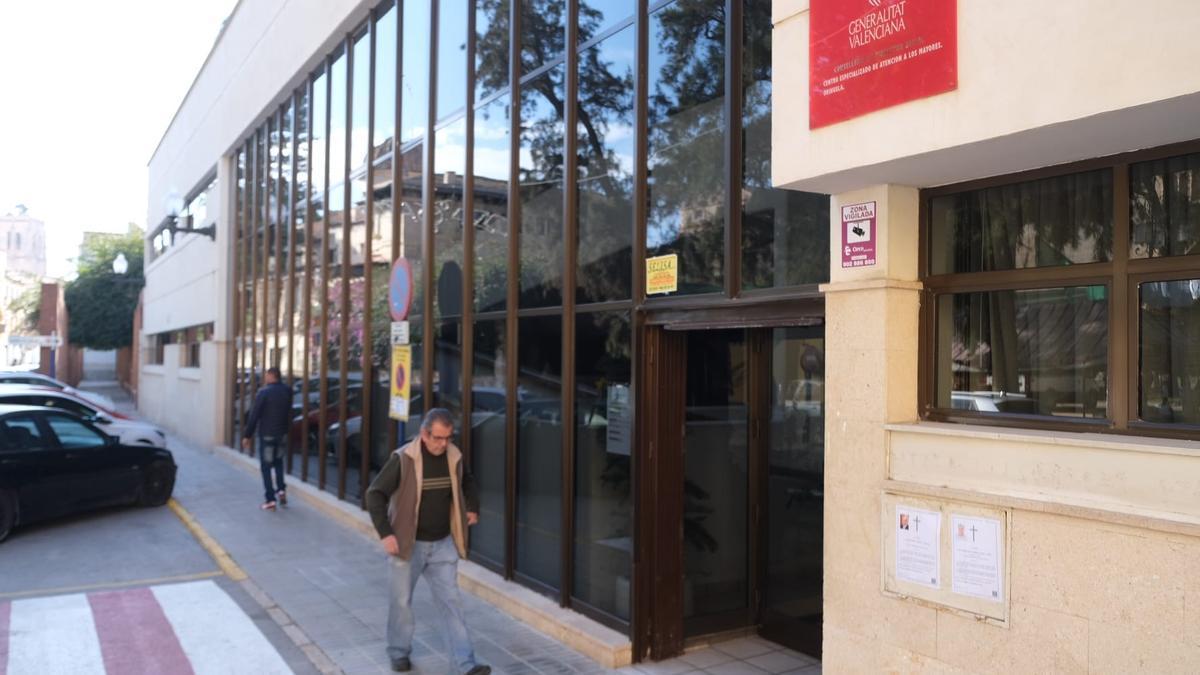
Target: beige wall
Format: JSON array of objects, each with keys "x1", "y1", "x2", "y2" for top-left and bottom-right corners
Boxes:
[
  {"x1": 139, "y1": 342, "x2": 225, "y2": 449},
  {"x1": 819, "y1": 182, "x2": 1200, "y2": 672},
  {"x1": 776, "y1": 3, "x2": 1200, "y2": 669},
  {"x1": 774, "y1": 0, "x2": 1200, "y2": 193},
  {"x1": 145, "y1": 0, "x2": 373, "y2": 447}
]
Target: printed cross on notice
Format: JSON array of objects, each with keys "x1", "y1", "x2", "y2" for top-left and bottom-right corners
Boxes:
[
  {"x1": 913, "y1": 515, "x2": 921, "y2": 532},
  {"x1": 969, "y1": 525, "x2": 978, "y2": 542}
]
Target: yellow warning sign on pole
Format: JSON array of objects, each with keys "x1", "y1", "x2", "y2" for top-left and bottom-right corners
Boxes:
[{"x1": 389, "y1": 345, "x2": 412, "y2": 421}]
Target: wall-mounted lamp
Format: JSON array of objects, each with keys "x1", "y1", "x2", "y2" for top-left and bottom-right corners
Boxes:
[{"x1": 166, "y1": 213, "x2": 217, "y2": 242}]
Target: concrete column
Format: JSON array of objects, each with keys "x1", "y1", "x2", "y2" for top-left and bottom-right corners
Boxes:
[
  {"x1": 820, "y1": 184, "x2": 929, "y2": 669},
  {"x1": 213, "y1": 155, "x2": 236, "y2": 448}
]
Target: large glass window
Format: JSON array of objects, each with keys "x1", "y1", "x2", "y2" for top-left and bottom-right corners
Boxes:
[
  {"x1": 573, "y1": 311, "x2": 631, "y2": 619},
  {"x1": 224, "y1": 0, "x2": 858, "y2": 626},
  {"x1": 516, "y1": 314, "x2": 562, "y2": 590},
  {"x1": 437, "y1": 0, "x2": 468, "y2": 120},
  {"x1": 474, "y1": 96, "x2": 511, "y2": 313},
  {"x1": 929, "y1": 170, "x2": 1113, "y2": 275},
  {"x1": 923, "y1": 152, "x2": 1200, "y2": 437},
  {"x1": 291, "y1": 87, "x2": 310, "y2": 478},
  {"x1": 401, "y1": 0, "x2": 431, "y2": 143},
  {"x1": 1130, "y1": 153, "x2": 1200, "y2": 259},
  {"x1": 475, "y1": 0, "x2": 510, "y2": 102},
  {"x1": 325, "y1": 50, "x2": 350, "y2": 497},
  {"x1": 374, "y1": 3, "x2": 397, "y2": 159},
  {"x1": 470, "y1": 318, "x2": 507, "y2": 566},
  {"x1": 740, "y1": 3, "x2": 828, "y2": 290},
  {"x1": 520, "y1": 0, "x2": 565, "y2": 76},
  {"x1": 577, "y1": 25, "x2": 634, "y2": 304},
  {"x1": 1139, "y1": 279, "x2": 1200, "y2": 425},
  {"x1": 936, "y1": 287, "x2": 1109, "y2": 418},
  {"x1": 305, "y1": 71, "x2": 328, "y2": 487},
  {"x1": 578, "y1": 0, "x2": 634, "y2": 43},
  {"x1": 434, "y1": 118, "x2": 468, "y2": 416},
  {"x1": 646, "y1": 0, "x2": 726, "y2": 295},
  {"x1": 344, "y1": 31, "x2": 372, "y2": 499},
  {"x1": 518, "y1": 65, "x2": 565, "y2": 308}
]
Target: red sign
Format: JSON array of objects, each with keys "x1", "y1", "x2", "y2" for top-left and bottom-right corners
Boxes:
[
  {"x1": 810, "y1": 0, "x2": 957, "y2": 129},
  {"x1": 841, "y1": 201, "x2": 877, "y2": 268}
]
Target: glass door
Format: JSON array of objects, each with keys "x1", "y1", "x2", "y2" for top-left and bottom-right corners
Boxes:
[
  {"x1": 758, "y1": 326, "x2": 825, "y2": 658},
  {"x1": 682, "y1": 329, "x2": 752, "y2": 635}
]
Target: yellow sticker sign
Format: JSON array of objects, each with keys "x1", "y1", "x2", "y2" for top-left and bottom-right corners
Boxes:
[
  {"x1": 389, "y1": 345, "x2": 412, "y2": 421},
  {"x1": 646, "y1": 253, "x2": 678, "y2": 295}
]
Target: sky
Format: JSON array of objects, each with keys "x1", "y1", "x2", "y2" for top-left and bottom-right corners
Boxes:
[{"x1": 0, "y1": 0, "x2": 239, "y2": 278}]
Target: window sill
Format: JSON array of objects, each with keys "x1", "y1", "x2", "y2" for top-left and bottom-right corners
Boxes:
[
  {"x1": 142, "y1": 364, "x2": 166, "y2": 376},
  {"x1": 179, "y1": 367, "x2": 203, "y2": 381},
  {"x1": 885, "y1": 421, "x2": 1200, "y2": 530},
  {"x1": 886, "y1": 421, "x2": 1200, "y2": 458}
]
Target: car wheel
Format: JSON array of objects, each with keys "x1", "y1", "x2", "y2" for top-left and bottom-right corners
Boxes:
[
  {"x1": 138, "y1": 461, "x2": 176, "y2": 507},
  {"x1": 0, "y1": 490, "x2": 16, "y2": 543}
]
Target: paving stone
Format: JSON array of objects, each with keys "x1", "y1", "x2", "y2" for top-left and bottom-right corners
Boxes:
[
  {"x1": 744, "y1": 651, "x2": 814, "y2": 674},
  {"x1": 711, "y1": 638, "x2": 777, "y2": 661},
  {"x1": 704, "y1": 661, "x2": 769, "y2": 675},
  {"x1": 678, "y1": 649, "x2": 736, "y2": 670},
  {"x1": 152, "y1": 424, "x2": 819, "y2": 675}
]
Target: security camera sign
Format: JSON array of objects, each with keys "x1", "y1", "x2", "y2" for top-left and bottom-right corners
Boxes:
[{"x1": 841, "y1": 201, "x2": 876, "y2": 268}]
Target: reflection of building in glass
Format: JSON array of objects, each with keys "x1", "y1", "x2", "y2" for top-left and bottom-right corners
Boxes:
[{"x1": 144, "y1": 0, "x2": 835, "y2": 667}]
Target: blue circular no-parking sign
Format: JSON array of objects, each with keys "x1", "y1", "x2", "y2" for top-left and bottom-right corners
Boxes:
[{"x1": 389, "y1": 258, "x2": 414, "y2": 320}]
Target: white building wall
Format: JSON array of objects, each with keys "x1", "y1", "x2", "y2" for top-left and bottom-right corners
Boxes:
[
  {"x1": 144, "y1": 0, "x2": 372, "y2": 448},
  {"x1": 773, "y1": 0, "x2": 1200, "y2": 193}
]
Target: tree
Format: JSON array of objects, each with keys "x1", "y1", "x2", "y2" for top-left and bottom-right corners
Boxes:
[
  {"x1": 64, "y1": 226, "x2": 145, "y2": 350},
  {"x1": 6, "y1": 284, "x2": 41, "y2": 335}
]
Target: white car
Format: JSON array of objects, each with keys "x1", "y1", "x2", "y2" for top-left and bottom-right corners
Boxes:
[
  {"x1": 0, "y1": 385, "x2": 167, "y2": 448},
  {"x1": 0, "y1": 371, "x2": 117, "y2": 411}
]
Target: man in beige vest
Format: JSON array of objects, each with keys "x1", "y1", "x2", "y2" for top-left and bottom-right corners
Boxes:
[{"x1": 366, "y1": 408, "x2": 488, "y2": 674}]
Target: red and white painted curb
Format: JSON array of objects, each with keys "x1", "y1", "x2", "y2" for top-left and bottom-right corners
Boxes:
[{"x1": 0, "y1": 580, "x2": 292, "y2": 674}]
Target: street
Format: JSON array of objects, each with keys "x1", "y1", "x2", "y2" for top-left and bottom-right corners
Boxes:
[{"x1": 0, "y1": 469, "x2": 316, "y2": 674}]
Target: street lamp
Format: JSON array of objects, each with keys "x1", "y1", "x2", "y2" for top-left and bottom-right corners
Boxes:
[{"x1": 112, "y1": 252, "x2": 129, "y2": 275}]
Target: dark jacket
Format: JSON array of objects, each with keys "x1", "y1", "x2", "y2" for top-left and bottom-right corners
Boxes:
[
  {"x1": 366, "y1": 438, "x2": 479, "y2": 560},
  {"x1": 242, "y1": 381, "x2": 291, "y2": 439}
]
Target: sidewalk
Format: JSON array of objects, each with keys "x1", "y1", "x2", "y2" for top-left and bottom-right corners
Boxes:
[{"x1": 95, "y1": 384, "x2": 821, "y2": 675}]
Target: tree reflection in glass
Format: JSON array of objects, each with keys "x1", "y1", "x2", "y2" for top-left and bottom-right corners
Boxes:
[
  {"x1": 518, "y1": 66, "x2": 565, "y2": 308},
  {"x1": 740, "y1": 2, "x2": 828, "y2": 289},
  {"x1": 474, "y1": 96, "x2": 511, "y2": 313},
  {"x1": 577, "y1": 25, "x2": 634, "y2": 303},
  {"x1": 647, "y1": 0, "x2": 726, "y2": 295},
  {"x1": 475, "y1": 0, "x2": 510, "y2": 102},
  {"x1": 520, "y1": 0, "x2": 565, "y2": 76}
]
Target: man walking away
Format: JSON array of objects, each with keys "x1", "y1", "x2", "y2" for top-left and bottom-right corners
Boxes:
[
  {"x1": 366, "y1": 408, "x2": 490, "y2": 675},
  {"x1": 242, "y1": 367, "x2": 291, "y2": 511}
]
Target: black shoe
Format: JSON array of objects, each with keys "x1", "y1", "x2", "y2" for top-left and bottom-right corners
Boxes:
[
  {"x1": 390, "y1": 657, "x2": 412, "y2": 672},
  {"x1": 465, "y1": 666, "x2": 491, "y2": 675}
]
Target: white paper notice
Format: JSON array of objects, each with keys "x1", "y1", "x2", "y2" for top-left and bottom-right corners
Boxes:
[
  {"x1": 895, "y1": 506, "x2": 940, "y2": 588},
  {"x1": 951, "y1": 515, "x2": 1003, "y2": 601}
]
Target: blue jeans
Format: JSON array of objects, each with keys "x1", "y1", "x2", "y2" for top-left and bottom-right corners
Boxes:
[
  {"x1": 387, "y1": 536, "x2": 478, "y2": 672},
  {"x1": 258, "y1": 435, "x2": 285, "y2": 503}
]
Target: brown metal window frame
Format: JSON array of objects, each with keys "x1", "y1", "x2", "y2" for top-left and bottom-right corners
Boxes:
[
  {"x1": 219, "y1": 0, "x2": 829, "y2": 646},
  {"x1": 918, "y1": 139, "x2": 1200, "y2": 441}
]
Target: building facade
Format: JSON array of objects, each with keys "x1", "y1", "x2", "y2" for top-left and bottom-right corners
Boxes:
[
  {"x1": 148, "y1": 0, "x2": 829, "y2": 662},
  {"x1": 0, "y1": 207, "x2": 49, "y2": 367},
  {"x1": 773, "y1": 0, "x2": 1200, "y2": 671},
  {"x1": 146, "y1": 0, "x2": 1200, "y2": 670}
]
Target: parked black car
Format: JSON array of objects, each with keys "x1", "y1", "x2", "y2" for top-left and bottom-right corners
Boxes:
[{"x1": 0, "y1": 405, "x2": 176, "y2": 543}]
